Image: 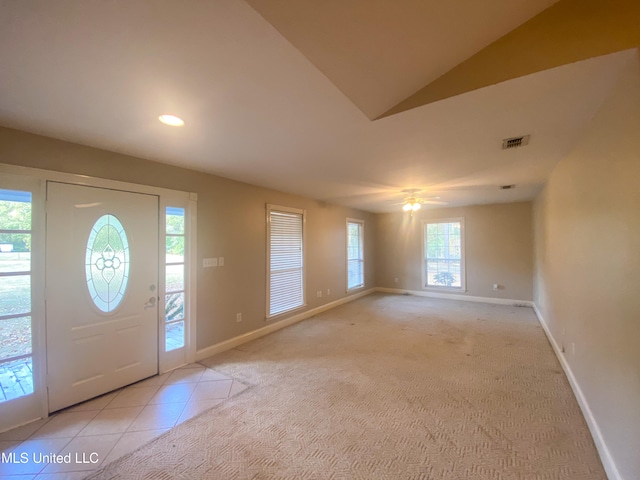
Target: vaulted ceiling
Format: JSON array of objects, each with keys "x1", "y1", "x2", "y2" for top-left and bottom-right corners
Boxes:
[{"x1": 0, "y1": 0, "x2": 638, "y2": 211}]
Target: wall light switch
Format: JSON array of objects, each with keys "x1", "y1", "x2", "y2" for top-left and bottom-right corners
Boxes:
[
  {"x1": 218, "y1": 257, "x2": 224, "y2": 266},
  {"x1": 203, "y1": 258, "x2": 218, "y2": 268}
]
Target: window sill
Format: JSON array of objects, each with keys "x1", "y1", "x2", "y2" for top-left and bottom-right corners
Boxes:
[
  {"x1": 346, "y1": 285, "x2": 365, "y2": 293},
  {"x1": 265, "y1": 303, "x2": 307, "y2": 321},
  {"x1": 422, "y1": 286, "x2": 467, "y2": 293}
]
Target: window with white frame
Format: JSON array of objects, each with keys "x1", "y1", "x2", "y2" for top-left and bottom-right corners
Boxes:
[
  {"x1": 267, "y1": 205, "x2": 305, "y2": 317},
  {"x1": 165, "y1": 207, "x2": 186, "y2": 351},
  {"x1": 423, "y1": 219, "x2": 465, "y2": 290},
  {"x1": 346, "y1": 219, "x2": 364, "y2": 290}
]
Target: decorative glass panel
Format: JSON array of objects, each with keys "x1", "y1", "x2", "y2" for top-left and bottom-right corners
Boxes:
[
  {"x1": 165, "y1": 321, "x2": 185, "y2": 351},
  {"x1": 166, "y1": 207, "x2": 185, "y2": 235},
  {"x1": 0, "y1": 275, "x2": 31, "y2": 317},
  {"x1": 165, "y1": 264, "x2": 184, "y2": 293},
  {"x1": 0, "y1": 234, "x2": 31, "y2": 274},
  {"x1": 85, "y1": 214, "x2": 130, "y2": 313},
  {"x1": 0, "y1": 316, "x2": 32, "y2": 361},
  {"x1": 166, "y1": 236, "x2": 184, "y2": 264},
  {"x1": 165, "y1": 292, "x2": 184, "y2": 322}
]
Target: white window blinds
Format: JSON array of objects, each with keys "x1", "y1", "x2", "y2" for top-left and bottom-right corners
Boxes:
[
  {"x1": 347, "y1": 219, "x2": 364, "y2": 290},
  {"x1": 267, "y1": 206, "x2": 305, "y2": 317}
]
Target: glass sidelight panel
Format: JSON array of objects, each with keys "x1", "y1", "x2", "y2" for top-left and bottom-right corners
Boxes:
[
  {"x1": 165, "y1": 264, "x2": 184, "y2": 293},
  {"x1": 165, "y1": 321, "x2": 185, "y2": 351},
  {"x1": 164, "y1": 207, "x2": 186, "y2": 353},
  {"x1": 0, "y1": 275, "x2": 31, "y2": 317},
  {"x1": 166, "y1": 236, "x2": 184, "y2": 264},
  {"x1": 165, "y1": 292, "x2": 185, "y2": 322},
  {"x1": 0, "y1": 189, "x2": 33, "y2": 403},
  {"x1": 0, "y1": 316, "x2": 32, "y2": 361}
]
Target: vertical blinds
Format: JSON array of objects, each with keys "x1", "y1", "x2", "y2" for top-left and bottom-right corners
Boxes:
[
  {"x1": 269, "y1": 209, "x2": 304, "y2": 316},
  {"x1": 347, "y1": 221, "x2": 364, "y2": 289}
]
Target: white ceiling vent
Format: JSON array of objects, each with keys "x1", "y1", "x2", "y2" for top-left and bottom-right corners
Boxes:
[{"x1": 502, "y1": 135, "x2": 530, "y2": 149}]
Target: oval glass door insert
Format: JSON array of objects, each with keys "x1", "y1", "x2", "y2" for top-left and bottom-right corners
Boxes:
[{"x1": 85, "y1": 214, "x2": 130, "y2": 312}]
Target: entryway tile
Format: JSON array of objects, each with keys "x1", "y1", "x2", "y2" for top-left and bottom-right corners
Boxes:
[
  {"x1": 31, "y1": 411, "x2": 99, "y2": 439},
  {"x1": 105, "y1": 385, "x2": 160, "y2": 409},
  {"x1": 77, "y1": 407, "x2": 143, "y2": 436},
  {"x1": 127, "y1": 402, "x2": 185, "y2": 432},
  {"x1": 177, "y1": 397, "x2": 224, "y2": 425},
  {"x1": 128, "y1": 373, "x2": 170, "y2": 389},
  {"x1": 200, "y1": 369, "x2": 232, "y2": 382},
  {"x1": 0, "y1": 418, "x2": 50, "y2": 441},
  {"x1": 40, "y1": 433, "x2": 121, "y2": 474},
  {"x1": 229, "y1": 380, "x2": 249, "y2": 397},
  {"x1": 0, "y1": 437, "x2": 72, "y2": 476},
  {"x1": 191, "y1": 380, "x2": 233, "y2": 401},
  {"x1": 148, "y1": 382, "x2": 196, "y2": 405},
  {"x1": 102, "y1": 428, "x2": 169, "y2": 465},
  {"x1": 66, "y1": 391, "x2": 119, "y2": 412},
  {"x1": 2, "y1": 364, "x2": 243, "y2": 476},
  {"x1": 164, "y1": 367, "x2": 205, "y2": 385}
]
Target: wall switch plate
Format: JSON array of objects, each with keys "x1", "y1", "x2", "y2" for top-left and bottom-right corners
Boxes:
[
  {"x1": 218, "y1": 257, "x2": 224, "y2": 266},
  {"x1": 317, "y1": 290, "x2": 322, "y2": 298},
  {"x1": 326, "y1": 289, "x2": 330, "y2": 296},
  {"x1": 203, "y1": 258, "x2": 218, "y2": 268},
  {"x1": 236, "y1": 313, "x2": 242, "y2": 322}
]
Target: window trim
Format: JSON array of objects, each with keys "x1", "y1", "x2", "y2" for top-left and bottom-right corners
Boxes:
[
  {"x1": 266, "y1": 204, "x2": 306, "y2": 319},
  {"x1": 422, "y1": 217, "x2": 466, "y2": 292},
  {"x1": 346, "y1": 218, "x2": 365, "y2": 292}
]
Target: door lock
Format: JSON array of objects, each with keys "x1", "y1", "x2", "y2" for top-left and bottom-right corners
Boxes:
[{"x1": 144, "y1": 296, "x2": 157, "y2": 309}]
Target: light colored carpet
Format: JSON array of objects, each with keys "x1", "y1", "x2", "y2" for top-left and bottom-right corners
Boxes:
[{"x1": 89, "y1": 293, "x2": 605, "y2": 479}]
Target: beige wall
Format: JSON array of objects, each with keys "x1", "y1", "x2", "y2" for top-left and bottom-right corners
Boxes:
[
  {"x1": 533, "y1": 53, "x2": 640, "y2": 479},
  {"x1": 0, "y1": 127, "x2": 376, "y2": 349},
  {"x1": 375, "y1": 202, "x2": 533, "y2": 301}
]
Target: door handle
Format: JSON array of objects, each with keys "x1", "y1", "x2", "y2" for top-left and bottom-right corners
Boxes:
[{"x1": 144, "y1": 296, "x2": 157, "y2": 309}]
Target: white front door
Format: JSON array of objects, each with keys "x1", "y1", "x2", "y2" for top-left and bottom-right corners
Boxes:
[{"x1": 46, "y1": 182, "x2": 159, "y2": 412}]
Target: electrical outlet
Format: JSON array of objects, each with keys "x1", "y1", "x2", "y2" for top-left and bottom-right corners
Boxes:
[
  {"x1": 326, "y1": 289, "x2": 330, "y2": 296},
  {"x1": 317, "y1": 290, "x2": 322, "y2": 298},
  {"x1": 492, "y1": 284, "x2": 499, "y2": 291},
  {"x1": 394, "y1": 277, "x2": 399, "y2": 284},
  {"x1": 236, "y1": 313, "x2": 242, "y2": 323}
]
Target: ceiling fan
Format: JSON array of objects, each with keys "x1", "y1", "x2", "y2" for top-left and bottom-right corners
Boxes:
[{"x1": 393, "y1": 189, "x2": 448, "y2": 212}]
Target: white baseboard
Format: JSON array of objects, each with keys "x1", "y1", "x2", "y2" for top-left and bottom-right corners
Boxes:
[
  {"x1": 532, "y1": 304, "x2": 621, "y2": 480},
  {"x1": 375, "y1": 287, "x2": 533, "y2": 307},
  {"x1": 196, "y1": 288, "x2": 375, "y2": 361}
]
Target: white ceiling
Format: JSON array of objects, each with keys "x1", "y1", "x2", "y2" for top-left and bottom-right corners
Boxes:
[{"x1": 0, "y1": 0, "x2": 632, "y2": 212}]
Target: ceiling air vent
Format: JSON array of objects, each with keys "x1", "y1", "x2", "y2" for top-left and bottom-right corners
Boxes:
[
  {"x1": 500, "y1": 185, "x2": 515, "y2": 190},
  {"x1": 502, "y1": 135, "x2": 530, "y2": 149}
]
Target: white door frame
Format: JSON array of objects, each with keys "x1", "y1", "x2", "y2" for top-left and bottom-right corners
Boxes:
[{"x1": 0, "y1": 163, "x2": 197, "y2": 430}]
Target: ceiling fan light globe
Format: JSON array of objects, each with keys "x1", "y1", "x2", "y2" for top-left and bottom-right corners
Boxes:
[
  {"x1": 403, "y1": 203, "x2": 412, "y2": 212},
  {"x1": 412, "y1": 203, "x2": 421, "y2": 211}
]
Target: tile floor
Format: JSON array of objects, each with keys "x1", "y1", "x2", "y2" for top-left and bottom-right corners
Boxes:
[{"x1": 0, "y1": 362, "x2": 248, "y2": 479}]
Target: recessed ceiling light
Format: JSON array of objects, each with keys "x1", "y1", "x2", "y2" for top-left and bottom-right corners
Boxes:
[{"x1": 158, "y1": 114, "x2": 184, "y2": 127}]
